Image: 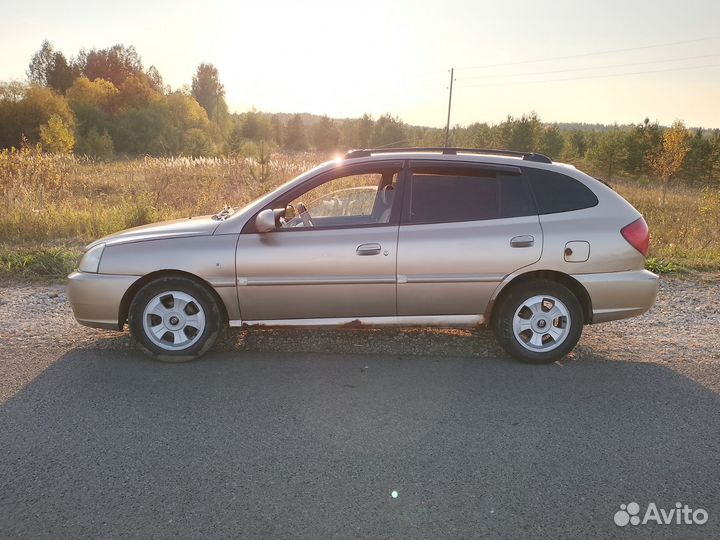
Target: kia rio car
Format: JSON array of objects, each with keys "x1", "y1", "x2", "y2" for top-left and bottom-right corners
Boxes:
[{"x1": 68, "y1": 148, "x2": 659, "y2": 364}]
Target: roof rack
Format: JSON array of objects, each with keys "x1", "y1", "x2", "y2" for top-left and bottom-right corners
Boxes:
[{"x1": 344, "y1": 147, "x2": 552, "y2": 164}]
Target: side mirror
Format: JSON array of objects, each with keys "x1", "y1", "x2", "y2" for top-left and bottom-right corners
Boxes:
[{"x1": 255, "y1": 208, "x2": 276, "y2": 232}]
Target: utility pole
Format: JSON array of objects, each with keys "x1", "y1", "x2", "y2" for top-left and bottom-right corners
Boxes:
[{"x1": 444, "y1": 67, "x2": 454, "y2": 147}]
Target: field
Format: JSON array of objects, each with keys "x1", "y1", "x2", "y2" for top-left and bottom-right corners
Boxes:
[{"x1": 1, "y1": 148, "x2": 719, "y2": 278}]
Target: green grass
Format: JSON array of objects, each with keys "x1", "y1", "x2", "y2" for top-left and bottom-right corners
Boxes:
[
  {"x1": 0, "y1": 245, "x2": 80, "y2": 280},
  {"x1": 645, "y1": 257, "x2": 683, "y2": 274}
]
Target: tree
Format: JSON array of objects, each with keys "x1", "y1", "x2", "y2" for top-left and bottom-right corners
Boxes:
[
  {"x1": 227, "y1": 123, "x2": 244, "y2": 154},
  {"x1": 499, "y1": 112, "x2": 543, "y2": 152},
  {"x1": 66, "y1": 77, "x2": 117, "y2": 146},
  {"x1": 648, "y1": 121, "x2": 691, "y2": 204},
  {"x1": 240, "y1": 110, "x2": 273, "y2": 141},
  {"x1": 312, "y1": 116, "x2": 341, "y2": 151},
  {"x1": 166, "y1": 92, "x2": 210, "y2": 130},
  {"x1": 27, "y1": 41, "x2": 77, "y2": 94},
  {"x1": 283, "y1": 113, "x2": 308, "y2": 150},
  {"x1": 145, "y1": 65, "x2": 165, "y2": 93},
  {"x1": 625, "y1": 118, "x2": 662, "y2": 176},
  {"x1": 357, "y1": 113, "x2": 374, "y2": 148},
  {"x1": 564, "y1": 130, "x2": 588, "y2": 160},
  {"x1": 466, "y1": 122, "x2": 493, "y2": 148},
  {"x1": 588, "y1": 126, "x2": 628, "y2": 182},
  {"x1": 191, "y1": 63, "x2": 226, "y2": 123},
  {"x1": 0, "y1": 85, "x2": 74, "y2": 148},
  {"x1": 75, "y1": 127, "x2": 114, "y2": 159},
  {"x1": 152, "y1": 93, "x2": 212, "y2": 155},
  {"x1": 270, "y1": 114, "x2": 283, "y2": 146},
  {"x1": 710, "y1": 131, "x2": 720, "y2": 186},
  {"x1": 681, "y1": 129, "x2": 714, "y2": 186},
  {"x1": 112, "y1": 102, "x2": 173, "y2": 155},
  {"x1": 182, "y1": 128, "x2": 214, "y2": 157},
  {"x1": 115, "y1": 75, "x2": 162, "y2": 112},
  {"x1": 371, "y1": 114, "x2": 406, "y2": 147},
  {"x1": 66, "y1": 77, "x2": 119, "y2": 111},
  {"x1": 80, "y1": 44, "x2": 144, "y2": 88},
  {"x1": 40, "y1": 114, "x2": 75, "y2": 153},
  {"x1": 46, "y1": 52, "x2": 76, "y2": 93},
  {"x1": 27, "y1": 40, "x2": 56, "y2": 86},
  {"x1": 540, "y1": 125, "x2": 564, "y2": 159}
]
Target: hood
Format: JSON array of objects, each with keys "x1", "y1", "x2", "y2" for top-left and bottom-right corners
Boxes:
[{"x1": 87, "y1": 215, "x2": 220, "y2": 249}]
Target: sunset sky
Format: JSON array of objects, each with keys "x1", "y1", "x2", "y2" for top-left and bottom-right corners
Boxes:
[{"x1": 2, "y1": 0, "x2": 720, "y2": 128}]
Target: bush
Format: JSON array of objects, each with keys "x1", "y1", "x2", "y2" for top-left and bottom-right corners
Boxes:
[
  {"x1": 40, "y1": 114, "x2": 75, "y2": 153},
  {"x1": 182, "y1": 128, "x2": 214, "y2": 157},
  {"x1": 76, "y1": 128, "x2": 114, "y2": 159}
]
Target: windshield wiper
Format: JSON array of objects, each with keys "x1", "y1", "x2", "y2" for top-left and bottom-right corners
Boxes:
[{"x1": 212, "y1": 206, "x2": 235, "y2": 221}]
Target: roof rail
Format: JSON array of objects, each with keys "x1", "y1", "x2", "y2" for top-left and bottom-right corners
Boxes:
[{"x1": 344, "y1": 147, "x2": 552, "y2": 164}]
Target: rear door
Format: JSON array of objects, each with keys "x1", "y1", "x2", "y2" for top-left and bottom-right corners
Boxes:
[{"x1": 396, "y1": 161, "x2": 542, "y2": 316}]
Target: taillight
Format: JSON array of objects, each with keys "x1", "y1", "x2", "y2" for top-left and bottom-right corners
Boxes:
[{"x1": 621, "y1": 217, "x2": 650, "y2": 257}]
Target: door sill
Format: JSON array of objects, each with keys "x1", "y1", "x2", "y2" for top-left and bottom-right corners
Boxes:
[{"x1": 229, "y1": 314, "x2": 485, "y2": 328}]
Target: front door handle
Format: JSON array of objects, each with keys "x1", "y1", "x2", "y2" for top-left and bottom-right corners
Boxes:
[
  {"x1": 356, "y1": 243, "x2": 382, "y2": 256},
  {"x1": 510, "y1": 235, "x2": 535, "y2": 248}
]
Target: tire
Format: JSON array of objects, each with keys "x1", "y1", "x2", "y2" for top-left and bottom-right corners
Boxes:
[
  {"x1": 492, "y1": 279, "x2": 583, "y2": 364},
  {"x1": 128, "y1": 276, "x2": 223, "y2": 362}
]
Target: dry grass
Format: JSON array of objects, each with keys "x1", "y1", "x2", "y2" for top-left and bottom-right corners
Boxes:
[
  {"x1": 1, "y1": 147, "x2": 318, "y2": 244},
  {"x1": 1, "y1": 148, "x2": 718, "y2": 278},
  {"x1": 613, "y1": 179, "x2": 720, "y2": 271}
]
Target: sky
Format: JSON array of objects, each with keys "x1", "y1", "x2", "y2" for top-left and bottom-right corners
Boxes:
[{"x1": 2, "y1": 0, "x2": 720, "y2": 128}]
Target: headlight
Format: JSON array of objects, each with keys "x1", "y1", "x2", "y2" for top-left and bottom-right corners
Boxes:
[{"x1": 79, "y1": 243, "x2": 106, "y2": 273}]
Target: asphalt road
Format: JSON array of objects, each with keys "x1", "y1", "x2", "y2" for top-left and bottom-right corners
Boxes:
[{"x1": 1, "y1": 349, "x2": 719, "y2": 539}]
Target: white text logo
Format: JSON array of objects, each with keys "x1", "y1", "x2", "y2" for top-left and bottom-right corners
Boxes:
[{"x1": 614, "y1": 502, "x2": 708, "y2": 527}]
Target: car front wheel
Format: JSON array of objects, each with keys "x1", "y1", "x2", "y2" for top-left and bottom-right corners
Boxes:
[
  {"x1": 492, "y1": 279, "x2": 583, "y2": 364},
  {"x1": 128, "y1": 276, "x2": 223, "y2": 361}
]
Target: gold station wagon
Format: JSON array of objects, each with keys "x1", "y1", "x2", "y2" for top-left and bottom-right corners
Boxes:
[{"x1": 68, "y1": 148, "x2": 659, "y2": 364}]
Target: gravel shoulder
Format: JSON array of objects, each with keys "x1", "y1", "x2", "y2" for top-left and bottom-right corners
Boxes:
[{"x1": 1, "y1": 274, "x2": 719, "y2": 400}]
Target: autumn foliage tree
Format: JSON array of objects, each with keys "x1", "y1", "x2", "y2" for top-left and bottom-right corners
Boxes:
[
  {"x1": 4, "y1": 38, "x2": 720, "y2": 188},
  {"x1": 648, "y1": 121, "x2": 691, "y2": 204},
  {"x1": 40, "y1": 114, "x2": 75, "y2": 153}
]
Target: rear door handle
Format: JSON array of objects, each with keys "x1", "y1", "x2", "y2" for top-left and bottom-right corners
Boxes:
[
  {"x1": 510, "y1": 235, "x2": 535, "y2": 248},
  {"x1": 356, "y1": 243, "x2": 382, "y2": 256}
]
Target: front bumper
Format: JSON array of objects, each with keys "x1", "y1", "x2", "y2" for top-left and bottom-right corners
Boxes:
[
  {"x1": 67, "y1": 271, "x2": 140, "y2": 330},
  {"x1": 574, "y1": 269, "x2": 659, "y2": 323}
]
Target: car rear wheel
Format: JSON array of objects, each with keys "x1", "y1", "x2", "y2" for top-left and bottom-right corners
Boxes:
[
  {"x1": 492, "y1": 279, "x2": 583, "y2": 364},
  {"x1": 128, "y1": 276, "x2": 223, "y2": 362}
]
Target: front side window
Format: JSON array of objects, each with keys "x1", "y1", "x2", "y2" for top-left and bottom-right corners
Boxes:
[
  {"x1": 405, "y1": 168, "x2": 536, "y2": 224},
  {"x1": 281, "y1": 171, "x2": 398, "y2": 229}
]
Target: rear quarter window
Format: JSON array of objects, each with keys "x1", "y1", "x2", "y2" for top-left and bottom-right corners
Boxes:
[{"x1": 524, "y1": 168, "x2": 599, "y2": 214}]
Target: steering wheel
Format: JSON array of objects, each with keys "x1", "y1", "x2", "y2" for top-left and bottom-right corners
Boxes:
[{"x1": 295, "y1": 202, "x2": 314, "y2": 227}]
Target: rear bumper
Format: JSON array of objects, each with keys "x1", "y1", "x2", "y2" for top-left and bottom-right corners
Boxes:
[
  {"x1": 67, "y1": 271, "x2": 140, "y2": 330},
  {"x1": 573, "y1": 269, "x2": 659, "y2": 323}
]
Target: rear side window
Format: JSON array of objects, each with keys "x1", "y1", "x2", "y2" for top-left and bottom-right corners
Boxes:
[
  {"x1": 524, "y1": 168, "x2": 598, "y2": 214},
  {"x1": 406, "y1": 169, "x2": 536, "y2": 224}
]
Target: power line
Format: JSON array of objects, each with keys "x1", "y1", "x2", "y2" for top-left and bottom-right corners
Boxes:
[
  {"x1": 458, "y1": 36, "x2": 720, "y2": 70},
  {"x1": 457, "y1": 53, "x2": 720, "y2": 81},
  {"x1": 453, "y1": 62, "x2": 720, "y2": 89}
]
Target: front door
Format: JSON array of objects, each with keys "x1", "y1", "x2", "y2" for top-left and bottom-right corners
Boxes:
[{"x1": 235, "y1": 162, "x2": 403, "y2": 321}]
